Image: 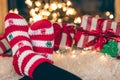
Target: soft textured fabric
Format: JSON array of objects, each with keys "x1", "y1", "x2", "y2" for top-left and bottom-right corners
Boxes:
[
  {"x1": 28, "y1": 19, "x2": 54, "y2": 61},
  {"x1": 4, "y1": 13, "x2": 52, "y2": 78}
]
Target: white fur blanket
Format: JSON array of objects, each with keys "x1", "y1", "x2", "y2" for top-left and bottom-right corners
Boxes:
[{"x1": 0, "y1": 50, "x2": 120, "y2": 80}]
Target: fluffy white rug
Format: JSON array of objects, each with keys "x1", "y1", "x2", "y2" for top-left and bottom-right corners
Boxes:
[{"x1": 0, "y1": 50, "x2": 120, "y2": 80}]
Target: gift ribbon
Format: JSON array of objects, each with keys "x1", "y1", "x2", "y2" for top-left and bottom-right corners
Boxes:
[
  {"x1": 75, "y1": 19, "x2": 120, "y2": 51},
  {"x1": 53, "y1": 23, "x2": 75, "y2": 50},
  {"x1": 86, "y1": 29, "x2": 120, "y2": 51}
]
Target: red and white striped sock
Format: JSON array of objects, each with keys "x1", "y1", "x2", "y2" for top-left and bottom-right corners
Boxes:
[
  {"x1": 5, "y1": 13, "x2": 52, "y2": 78},
  {"x1": 28, "y1": 19, "x2": 54, "y2": 61}
]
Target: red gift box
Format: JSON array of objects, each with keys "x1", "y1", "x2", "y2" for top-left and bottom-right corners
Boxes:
[
  {"x1": 75, "y1": 15, "x2": 104, "y2": 48},
  {"x1": 53, "y1": 22, "x2": 76, "y2": 50},
  {"x1": 0, "y1": 34, "x2": 11, "y2": 57},
  {"x1": 103, "y1": 20, "x2": 120, "y2": 54}
]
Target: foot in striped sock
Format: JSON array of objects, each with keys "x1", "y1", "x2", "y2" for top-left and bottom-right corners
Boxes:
[
  {"x1": 4, "y1": 13, "x2": 52, "y2": 78},
  {"x1": 28, "y1": 19, "x2": 54, "y2": 61}
]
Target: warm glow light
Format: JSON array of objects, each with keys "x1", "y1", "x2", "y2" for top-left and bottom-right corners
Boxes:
[
  {"x1": 41, "y1": 10, "x2": 50, "y2": 16},
  {"x1": 100, "y1": 55, "x2": 107, "y2": 61},
  {"x1": 105, "y1": 11, "x2": 110, "y2": 16},
  {"x1": 9, "y1": 8, "x2": 19, "y2": 14},
  {"x1": 58, "y1": 19, "x2": 62, "y2": 23},
  {"x1": 66, "y1": 8, "x2": 76, "y2": 15},
  {"x1": 41, "y1": 10, "x2": 45, "y2": 15},
  {"x1": 50, "y1": 3, "x2": 57, "y2": 10},
  {"x1": 74, "y1": 17, "x2": 81, "y2": 24},
  {"x1": 71, "y1": 54, "x2": 76, "y2": 58},
  {"x1": 66, "y1": 8, "x2": 73, "y2": 15},
  {"x1": 65, "y1": 46, "x2": 71, "y2": 50},
  {"x1": 81, "y1": 50, "x2": 86, "y2": 55},
  {"x1": 35, "y1": 1, "x2": 41, "y2": 7},
  {"x1": 56, "y1": 50, "x2": 60, "y2": 54},
  {"x1": 44, "y1": 3, "x2": 49, "y2": 9},
  {"x1": 30, "y1": 9, "x2": 36, "y2": 16},
  {"x1": 109, "y1": 14, "x2": 114, "y2": 19},
  {"x1": 30, "y1": 9, "x2": 35, "y2": 14},
  {"x1": 95, "y1": 15, "x2": 100, "y2": 18},
  {"x1": 67, "y1": 1, "x2": 72, "y2": 6},
  {"x1": 25, "y1": 0, "x2": 78, "y2": 23},
  {"x1": 58, "y1": 3, "x2": 62, "y2": 8},
  {"x1": 62, "y1": 3, "x2": 66, "y2": 7},
  {"x1": 14, "y1": 8, "x2": 19, "y2": 14},
  {"x1": 29, "y1": 17, "x2": 34, "y2": 23},
  {"x1": 35, "y1": 7, "x2": 39, "y2": 12},
  {"x1": 52, "y1": 13, "x2": 57, "y2": 18},
  {"x1": 46, "y1": 11, "x2": 50, "y2": 16},
  {"x1": 52, "y1": 17, "x2": 57, "y2": 22},
  {"x1": 83, "y1": 47, "x2": 92, "y2": 50},
  {"x1": 63, "y1": 7, "x2": 67, "y2": 12},
  {"x1": 9, "y1": 10, "x2": 14, "y2": 13},
  {"x1": 25, "y1": 0, "x2": 32, "y2": 7},
  {"x1": 33, "y1": 15, "x2": 42, "y2": 22},
  {"x1": 72, "y1": 50, "x2": 76, "y2": 54}
]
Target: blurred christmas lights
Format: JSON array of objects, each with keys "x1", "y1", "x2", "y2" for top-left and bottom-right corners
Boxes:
[{"x1": 25, "y1": 0, "x2": 81, "y2": 24}]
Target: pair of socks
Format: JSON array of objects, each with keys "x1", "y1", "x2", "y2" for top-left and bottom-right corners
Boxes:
[
  {"x1": 5, "y1": 13, "x2": 53, "y2": 78},
  {"x1": 5, "y1": 13, "x2": 82, "y2": 80}
]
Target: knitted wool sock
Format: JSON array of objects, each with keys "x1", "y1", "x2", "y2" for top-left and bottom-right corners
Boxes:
[
  {"x1": 20, "y1": 62, "x2": 82, "y2": 80},
  {"x1": 5, "y1": 13, "x2": 52, "y2": 78},
  {"x1": 28, "y1": 19, "x2": 54, "y2": 61}
]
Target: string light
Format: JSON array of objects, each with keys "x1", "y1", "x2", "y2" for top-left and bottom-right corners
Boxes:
[
  {"x1": 44, "y1": 3, "x2": 49, "y2": 9},
  {"x1": 109, "y1": 14, "x2": 114, "y2": 19},
  {"x1": 100, "y1": 55, "x2": 107, "y2": 61},
  {"x1": 105, "y1": 11, "x2": 110, "y2": 16},
  {"x1": 105, "y1": 11, "x2": 114, "y2": 19},
  {"x1": 74, "y1": 17, "x2": 81, "y2": 24},
  {"x1": 25, "y1": 0, "x2": 80, "y2": 24},
  {"x1": 35, "y1": 1, "x2": 41, "y2": 7},
  {"x1": 9, "y1": 8, "x2": 19, "y2": 14},
  {"x1": 58, "y1": 3, "x2": 62, "y2": 8},
  {"x1": 67, "y1": 0, "x2": 72, "y2": 6},
  {"x1": 58, "y1": 18, "x2": 62, "y2": 23}
]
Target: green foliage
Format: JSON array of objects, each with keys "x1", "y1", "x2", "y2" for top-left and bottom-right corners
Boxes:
[{"x1": 100, "y1": 40, "x2": 118, "y2": 57}]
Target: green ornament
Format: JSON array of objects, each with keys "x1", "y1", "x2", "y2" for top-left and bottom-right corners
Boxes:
[
  {"x1": 8, "y1": 34, "x2": 13, "y2": 40},
  {"x1": 100, "y1": 40, "x2": 118, "y2": 57},
  {"x1": 46, "y1": 41, "x2": 52, "y2": 47}
]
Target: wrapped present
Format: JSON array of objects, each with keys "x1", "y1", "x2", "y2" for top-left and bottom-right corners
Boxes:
[
  {"x1": 102, "y1": 20, "x2": 120, "y2": 55},
  {"x1": 53, "y1": 22, "x2": 76, "y2": 50},
  {"x1": 0, "y1": 34, "x2": 12, "y2": 56},
  {"x1": 74, "y1": 15, "x2": 104, "y2": 48},
  {"x1": 103, "y1": 20, "x2": 120, "y2": 35},
  {"x1": 75, "y1": 26, "x2": 120, "y2": 52}
]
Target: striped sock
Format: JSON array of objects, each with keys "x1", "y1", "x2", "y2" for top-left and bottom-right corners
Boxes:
[
  {"x1": 28, "y1": 19, "x2": 54, "y2": 61},
  {"x1": 4, "y1": 13, "x2": 52, "y2": 78}
]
